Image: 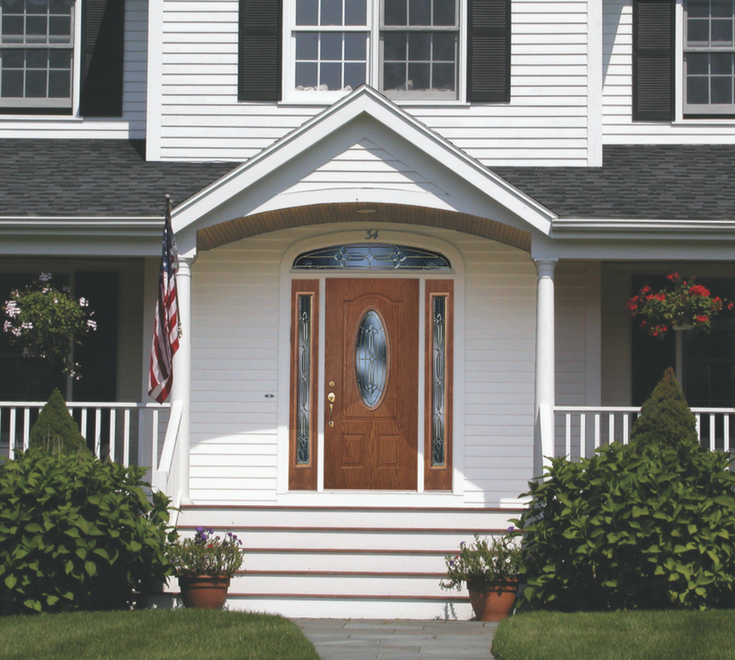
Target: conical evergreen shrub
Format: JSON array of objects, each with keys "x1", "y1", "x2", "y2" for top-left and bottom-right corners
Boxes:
[
  {"x1": 630, "y1": 367, "x2": 698, "y2": 448},
  {"x1": 29, "y1": 389, "x2": 88, "y2": 454}
]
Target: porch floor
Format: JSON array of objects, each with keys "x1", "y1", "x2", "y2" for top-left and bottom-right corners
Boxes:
[{"x1": 293, "y1": 618, "x2": 498, "y2": 660}]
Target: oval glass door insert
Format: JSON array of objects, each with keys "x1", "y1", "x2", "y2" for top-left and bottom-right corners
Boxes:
[{"x1": 355, "y1": 309, "x2": 389, "y2": 409}]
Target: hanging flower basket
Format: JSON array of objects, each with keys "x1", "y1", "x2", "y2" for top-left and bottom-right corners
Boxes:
[{"x1": 627, "y1": 273, "x2": 732, "y2": 340}]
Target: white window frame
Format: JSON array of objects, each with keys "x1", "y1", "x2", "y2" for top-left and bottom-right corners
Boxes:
[
  {"x1": 282, "y1": 0, "x2": 466, "y2": 105},
  {"x1": 0, "y1": 0, "x2": 80, "y2": 113},
  {"x1": 681, "y1": 0, "x2": 735, "y2": 117}
]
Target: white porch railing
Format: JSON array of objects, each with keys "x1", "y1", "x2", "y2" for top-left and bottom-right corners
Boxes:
[
  {"x1": 0, "y1": 401, "x2": 170, "y2": 467},
  {"x1": 152, "y1": 399, "x2": 184, "y2": 519},
  {"x1": 555, "y1": 406, "x2": 735, "y2": 459}
]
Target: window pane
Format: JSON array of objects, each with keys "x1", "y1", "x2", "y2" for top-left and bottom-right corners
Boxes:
[
  {"x1": 408, "y1": 61, "x2": 430, "y2": 88},
  {"x1": 345, "y1": 0, "x2": 366, "y2": 25},
  {"x1": 26, "y1": 16, "x2": 47, "y2": 41},
  {"x1": 408, "y1": 0, "x2": 431, "y2": 25},
  {"x1": 25, "y1": 68, "x2": 46, "y2": 97},
  {"x1": 321, "y1": 0, "x2": 342, "y2": 25},
  {"x1": 1, "y1": 0, "x2": 24, "y2": 12},
  {"x1": 344, "y1": 31, "x2": 366, "y2": 60},
  {"x1": 712, "y1": 0, "x2": 734, "y2": 17},
  {"x1": 434, "y1": 0, "x2": 456, "y2": 26},
  {"x1": 434, "y1": 32, "x2": 456, "y2": 60},
  {"x1": 688, "y1": 52, "x2": 709, "y2": 74},
  {"x1": 296, "y1": 0, "x2": 318, "y2": 25},
  {"x1": 431, "y1": 295, "x2": 447, "y2": 467},
  {"x1": 321, "y1": 32, "x2": 342, "y2": 60},
  {"x1": 344, "y1": 61, "x2": 365, "y2": 87},
  {"x1": 48, "y1": 47, "x2": 69, "y2": 67},
  {"x1": 26, "y1": 0, "x2": 48, "y2": 14},
  {"x1": 48, "y1": 15, "x2": 71, "y2": 42},
  {"x1": 711, "y1": 75, "x2": 732, "y2": 102},
  {"x1": 296, "y1": 295, "x2": 312, "y2": 466},
  {"x1": 50, "y1": 0, "x2": 72, "y2": 14},
  {"x1": 688, "y1": 0, "x2": 711, "y2": 17},
  {"x1": 2, "y1": 47, "x2": 23, "y2": 66},
  {"x1": 712, "y1": 18, "x2": 734, "y2": 43},
  {"x1": 1, "y1": 68, "x2": 23, "y2": 96},
  {"x1": 296, "y1": 61, "x2": 318, "y2": 87},
  {"x1": 26, "y1": 47, "x2": 45, "y2": 67},
  {"x1": 2, "y1": 16, "x2": 24, "y2": 40},
  {"x1": 48, "y1": 67, "x2": 68, "y2": 96},
  {"x1": 408, "y1": 32, "x2": 430, "y2": 60},
  {"x1": 688, "y1": 18, "x2": 710, "y2": 43},
  {"x1": 688, "y1": 75, "x2": 709, "y2": 103},
  {"x1": 711, "y1": 51, "x2": 732, "y2": 74},
  {"x1": 433, "y1": 62, "x2": 454, "y2": 89},
  {"x1": 320, "y1": 61, "x2": 341, "y2": 89},
  {"x1": 296, "y1": 32, "x2": 319, "y2": 60},
  {"x1": 383, "y1": 32, "x2": 405, "y2": 60},
  {"x1": 383, "y1": 61, "x2": 406, "y2": 89},
  {"x1": 384, "y1": 0, "x2": 407, "y2": 26}
]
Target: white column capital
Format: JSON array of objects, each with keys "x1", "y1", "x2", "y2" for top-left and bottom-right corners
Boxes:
[{"x1": 534, "y1": 259, "x2": 558, "y2": 279}]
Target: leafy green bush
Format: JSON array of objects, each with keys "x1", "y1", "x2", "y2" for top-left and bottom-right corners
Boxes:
[
  {"x1": 0, "y1": 448, "x2": 174, "y2": 614},
  {"x1": 629, "y1": 367, "x2": 698, "y2": 448},
  {"x1": 516, "y1": 441, "x2": 735, "y2": 611},
  {"x1": 29, "y1": 389, "x2": 87, "y2": 455}
]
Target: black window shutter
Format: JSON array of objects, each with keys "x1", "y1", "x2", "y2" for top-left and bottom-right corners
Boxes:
[
  {"x1": 633, "y1": 0, "x2": 674, "y2": 121},
  {"x1": 80, "y1": 0, "x2": 125, "y2": 118},
  {"x1": 239, "y1": 0, "x2": 282, "y2": 102},
  {"x1": 467, "y1": 0, "x2": 510, "y2": 103}
]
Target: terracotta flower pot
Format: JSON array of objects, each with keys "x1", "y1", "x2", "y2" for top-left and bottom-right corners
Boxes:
[
  {"x1": 467, "y1": 580, "x2": 518, "y2": 621},
  {"x1": 178, "y1": 575, "x2": 231, "y2": 609}
]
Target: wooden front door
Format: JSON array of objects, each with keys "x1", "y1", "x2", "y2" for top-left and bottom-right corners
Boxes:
[{"x1": 324, "y1": 279, "x2": 419, "y2": 490}]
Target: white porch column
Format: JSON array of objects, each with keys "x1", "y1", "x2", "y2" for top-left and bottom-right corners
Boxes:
[
  {"x1": 534, "y1": 259, "x2": 557, "y2": 477},
  {"x1": 171, "y1": 256, "x2": 194, "y2": 504}
]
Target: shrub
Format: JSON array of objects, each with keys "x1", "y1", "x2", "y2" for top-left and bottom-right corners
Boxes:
[
  {"x1": 29, "y1": 389, "x2": 87, "y2": 455},
  {"x1": 516, "y1": 441, "x2": 735, "y2": 611},
  {"x1": 630, "y1": 367, "x2": 698, "y2": 449},
  {"x1": 0, "y1": 448, "x2": 174, "y2": 614}
]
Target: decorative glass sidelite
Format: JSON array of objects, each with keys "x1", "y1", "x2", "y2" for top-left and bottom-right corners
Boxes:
[
  {"x1": 431, "y1": 295, "x2": 447, "y2": 466},
  {"x1": 355, "y1": 309, "x2": 389, "y2": 408},
  {"x1": 296, "y1": 294, "x2": 313, "y2": 464},
  {"x1": 293, "y1": 243, "x2": 451, "y2": 271}
]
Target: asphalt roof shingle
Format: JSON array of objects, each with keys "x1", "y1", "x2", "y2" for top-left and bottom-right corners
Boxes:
[{"x1": 1, "y1": 140, "x2": 734, "y2": 221}]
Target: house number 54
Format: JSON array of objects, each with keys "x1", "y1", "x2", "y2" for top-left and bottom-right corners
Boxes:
[{"x1": 365, "y1": 229, "x2": 379, "y2": 240}]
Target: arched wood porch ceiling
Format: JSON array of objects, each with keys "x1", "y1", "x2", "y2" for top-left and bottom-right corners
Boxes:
[{"x1": 197, "y1": 202, "x2": 532, "y2": 252}]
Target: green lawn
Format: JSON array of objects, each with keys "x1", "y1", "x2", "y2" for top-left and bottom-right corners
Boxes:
[
  {"x1": 492, "y1": 610, "x2": 735, "y2": 660},
  {"x1": 0, "y1": 610, "x2": 321, "y2": 660}
]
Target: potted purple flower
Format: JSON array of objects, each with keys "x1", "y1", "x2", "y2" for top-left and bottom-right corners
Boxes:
[
  {"x1": 440, "y1": 529, "x2": 521, "y2": 621},
  {"x1": 167, "y1": 527, "x2": 243, "y2": 609}
]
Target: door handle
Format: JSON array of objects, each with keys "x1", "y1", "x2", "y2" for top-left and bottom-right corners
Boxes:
[{"x1": 327, "y1": 392, "x2": 335, "y2": 427}]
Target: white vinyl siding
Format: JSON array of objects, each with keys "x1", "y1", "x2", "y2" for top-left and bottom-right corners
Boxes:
[
  {"x1": 0, "y1": 0, "x2": 147, "y2": 138},
  {"x1": 156, "y1": 0, "x2": 591, "y2": 165}
]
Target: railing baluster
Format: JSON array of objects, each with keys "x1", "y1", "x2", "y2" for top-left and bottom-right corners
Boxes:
[
  {"x1": 9, "y1": 407, "x2": 17, "y2": 459},
  {"x1": 152, "y1": 408, "x2": 160, "y2": 471},
  {"x1": 710, "y1": 413, "x2": 716, "y2": 452},
  {"x1": 22, "y1": 408, "x2": 30, "y2": 451},
  {"x1": 123, "y1": 409, "x2": 131, "y2": 468},
  {"x1": 725, "y1": 414, "x2": 731, "y2": 453},
  {"x1": 94, "y1": 408, "x2": 102, "y2": 458},
  {"x1": 607, "y1": 414, "x2": 614, "y2": 448},
  {"x1": 594, "y1": 414, "x2": 601, "y2": 451},
  {"x1": 580, "y1": 414, "x2": 586, "y2": 460},
  {"x1": 623, "y1": 414, "x2": 629, "y2": 444},
  {"x1": 109, "y1": 409, "x2": 117, "y2": 462},
  {"x1": 565, "y1": 413, "x2": 571, "y2": 458},
  {"x1": 695, "y1": 413, "x2": 701, "y2": 440},
  {"x1": 80, "y1": 407, "x2": 88, "y2": 440}
]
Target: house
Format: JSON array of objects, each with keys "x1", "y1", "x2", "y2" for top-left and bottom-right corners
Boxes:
[{"x1": 1, "y1": 0, "x2": 734, "y2": 619}]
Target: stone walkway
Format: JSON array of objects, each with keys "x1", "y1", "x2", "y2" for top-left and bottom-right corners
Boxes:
[{"x1": 293, "y1": 619, "x2": 498, "y2": 660}]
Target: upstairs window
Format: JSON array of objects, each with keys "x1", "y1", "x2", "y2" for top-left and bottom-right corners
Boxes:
[
  {"x1": 288, "y1": 0, "x2": 460, "y2": 100},
  {"x1": 684, "y1": 0, "x2": 735, "y2": 115},
  {"x1": 0, "y1": 0, "x2": 74, "y2": 110}
]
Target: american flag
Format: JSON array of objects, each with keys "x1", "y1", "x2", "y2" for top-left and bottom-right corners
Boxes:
[{"x1": 148, "y1": 197, "x2": 180, "y2": 403}]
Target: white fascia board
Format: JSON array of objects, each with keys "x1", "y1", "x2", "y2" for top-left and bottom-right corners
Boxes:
[
  {"x1": 552, "y1": 218, "x2": 735, "y2": 236},
  {"x1": 172, "y1": 86, "x2": 555, "y2": 235},
  {"x1": 0, "y1": 216, "x2": 164, "y2": 255}
]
